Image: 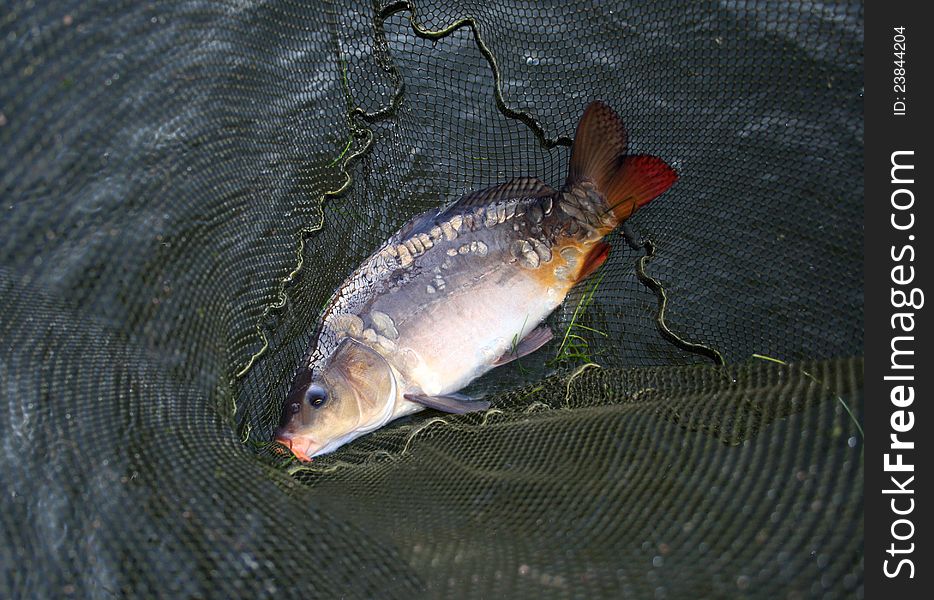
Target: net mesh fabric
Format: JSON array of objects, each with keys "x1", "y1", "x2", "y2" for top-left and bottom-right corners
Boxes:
[{"x1": 1, "y1": 0, "x2": 863, "y2": 597}]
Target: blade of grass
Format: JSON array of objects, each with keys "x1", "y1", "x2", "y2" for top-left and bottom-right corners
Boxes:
[{"x1": 751, "y1": 353, "x2": 863, "y2": 439}]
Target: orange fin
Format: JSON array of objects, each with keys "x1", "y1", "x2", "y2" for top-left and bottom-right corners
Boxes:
[
  {"x1": 566, "y1": 101, "x2": 677, "y2": 226},
  {"x1": 577, "y1": 241, "x2": 611, "y2": 282}
]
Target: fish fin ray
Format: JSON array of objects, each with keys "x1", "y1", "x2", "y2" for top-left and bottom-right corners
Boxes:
[
  {"x1": 494, "y1": 326, "x2": 553, "y2": 366},
  {"x1": 565, "y1": 101, "x2": 676, "y2": 226},
  {"x1": 577, "y1": 241, "x2": 611, "y2": 282},
  {"x1": 601, "y1": 155, "x2": 678, "y2": 224},
  {"x1": 566, "y1": 101, "x2": 628, "y2": 190},
  {"x1": 384, "y1": 178, "x2": 555, "y2": 246},
  {"x1": 403, "y1": 392, "x2": 490, "y2": 414},
  {"x1": 449, "y1": 177, "x2": 556, "y2": 211}
]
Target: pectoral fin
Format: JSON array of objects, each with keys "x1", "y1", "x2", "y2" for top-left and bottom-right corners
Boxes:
[
  {"x1": 494, "y1": 326, "x2": 553, "y2": 366},
  {"x1": 404, "y1": 392, "x2": 490, "y2": 414}
]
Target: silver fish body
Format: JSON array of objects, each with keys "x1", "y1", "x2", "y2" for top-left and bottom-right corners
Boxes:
[{"x1": 275, "y1": 102, "x2": 677, "y2": 460}]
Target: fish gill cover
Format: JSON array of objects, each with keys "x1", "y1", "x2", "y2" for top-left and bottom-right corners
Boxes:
[{"x1": 0, "y1": 0, "x2": 862, "y2": 598}]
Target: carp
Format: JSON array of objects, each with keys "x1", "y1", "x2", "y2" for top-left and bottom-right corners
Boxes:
[{"x1": 275, "y1": 101, "x2": 677, "y2": 460}]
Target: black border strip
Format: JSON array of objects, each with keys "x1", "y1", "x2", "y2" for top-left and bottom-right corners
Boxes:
[{"x1": 865, "y1": 2, "x2": 931, "y2": 594}]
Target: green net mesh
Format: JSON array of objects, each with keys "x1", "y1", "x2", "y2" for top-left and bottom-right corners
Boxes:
[{"x1": 1, "y1": 0, "x2": 863, "y2": 597}]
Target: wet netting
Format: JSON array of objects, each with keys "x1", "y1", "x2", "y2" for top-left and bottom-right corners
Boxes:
[{"x1": 1, "y1": 0, "x2": 863, "y2": 597}]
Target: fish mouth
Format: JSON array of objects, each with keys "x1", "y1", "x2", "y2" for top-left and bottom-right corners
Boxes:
[{"x1": 274, "y1": 432, "x2": 319, "y2": 462}]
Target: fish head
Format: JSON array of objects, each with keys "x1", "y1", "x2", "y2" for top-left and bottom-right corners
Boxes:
[{"x1": 274, "y1": 338, "x2": 397, "y2": 461}]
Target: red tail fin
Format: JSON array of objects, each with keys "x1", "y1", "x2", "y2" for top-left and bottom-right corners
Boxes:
[{"x1": 566, "y1": 101, "x2": 677, "y2": 225}]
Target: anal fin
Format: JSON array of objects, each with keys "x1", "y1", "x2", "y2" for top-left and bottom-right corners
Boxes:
[
  {"x1": 577, "y1": 241, "x2": 611, "y2": 281},
  {"x1": 404, "y1": 392, "x2": 490, "y2": 415},
  {"x1": 494, "y1": 326, "x2": 553, "y2": 366}
]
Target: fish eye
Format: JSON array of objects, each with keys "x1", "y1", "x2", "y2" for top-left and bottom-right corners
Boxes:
[{"x1": 304, "y1": 383, "x2": 328, "y2": 408}]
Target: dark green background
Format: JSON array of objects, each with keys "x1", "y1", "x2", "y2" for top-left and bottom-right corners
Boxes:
[{"x1": 1, "y1": 1, "x2": 863, "y2": 597}]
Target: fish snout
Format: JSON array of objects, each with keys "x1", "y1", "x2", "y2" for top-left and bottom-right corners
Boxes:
[{"x1": 274, "y1": 430, "x2": 319, "y2": 462}]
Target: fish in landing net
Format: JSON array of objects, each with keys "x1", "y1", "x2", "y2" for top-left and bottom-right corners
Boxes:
[{"x1": 275, "y1": 101, "x2": 677, "y2": 460}]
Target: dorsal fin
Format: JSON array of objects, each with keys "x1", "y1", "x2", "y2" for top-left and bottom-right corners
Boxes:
[
  {"x1": 383, "y1": 177, "x2": 556, "y2": 254},
  {"x1": 452, "y1": 177, "x2": 556, "y2": 210},
  {"x1": 389, "y1": 206, "x2": 442, "y2": 244}
]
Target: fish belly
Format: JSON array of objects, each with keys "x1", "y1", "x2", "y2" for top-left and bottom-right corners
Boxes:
[{"x1": 394, "y1": 266, "x2": 564, "y2": 396}]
